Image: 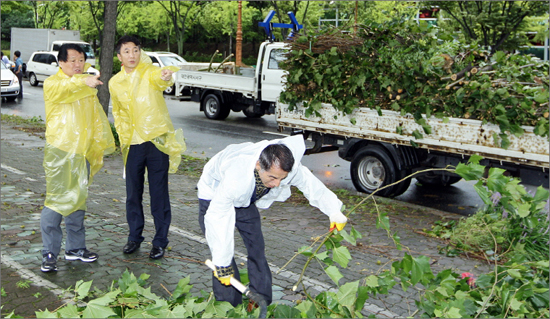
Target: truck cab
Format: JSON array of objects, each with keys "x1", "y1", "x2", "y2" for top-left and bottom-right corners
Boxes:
[{"x1": 175, "y1": 41, "x2": 289, "y2": 120}]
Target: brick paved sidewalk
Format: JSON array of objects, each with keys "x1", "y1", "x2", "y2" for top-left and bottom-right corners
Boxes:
[{"x1": 1, "y1": 124, "x2": 491, "y2": 318}]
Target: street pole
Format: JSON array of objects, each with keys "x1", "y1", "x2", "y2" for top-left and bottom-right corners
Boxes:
[{"x1": 236, "y1": 1, "x2": 243, "y2": 67}]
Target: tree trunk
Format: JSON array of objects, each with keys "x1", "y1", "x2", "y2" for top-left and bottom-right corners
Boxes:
[{"x1": 97, "y1": 1, "x2": 118, "y2": 115}]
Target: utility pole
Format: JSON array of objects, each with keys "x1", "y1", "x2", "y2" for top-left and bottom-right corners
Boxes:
[{"x1": 236, "y1": 1, "x2": 243, "y2": 67}]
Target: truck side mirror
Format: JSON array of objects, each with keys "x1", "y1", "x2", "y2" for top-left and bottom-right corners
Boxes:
[{"x1": 153, "y1": 62, "x2": 160, "y2": 67}]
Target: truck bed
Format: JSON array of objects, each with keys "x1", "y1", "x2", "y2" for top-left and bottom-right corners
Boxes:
[
  {"x1": 277, "y1": 103, "x2": 549, "y2": 168},
  {"x1": 175, "y1": 69, "x2": 256, "y2": 97}
]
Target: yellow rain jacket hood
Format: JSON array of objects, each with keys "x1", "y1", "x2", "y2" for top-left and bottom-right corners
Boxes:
[
  {"x1": 109, "y1": 50, "x2": 185, "y2": 173},
  {"x1": 43, "y1": 65, "x2": 116, "y2": 216}
]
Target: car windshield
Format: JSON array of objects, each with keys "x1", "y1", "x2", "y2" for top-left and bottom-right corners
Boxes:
[
  {"x1": 79, "y1": 44, "x2": 95, "y2": 58},
  {"x1": 159, "y1": 55, "x2": 187, "y2": 66}
]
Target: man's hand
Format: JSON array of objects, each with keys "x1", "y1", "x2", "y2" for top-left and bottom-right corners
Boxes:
[
  {"x1": 330, "y1": 212, "x2": 348, "y2": 231},
  {"x1": 160, "y1": 69, "x2": 174, "y2": 81},
  {"x1": 85, "y1": 74, "x2": 103, "y2": 88},
  {"x1": 213, "y1": 265, "x2": 234, "y2": 286}
]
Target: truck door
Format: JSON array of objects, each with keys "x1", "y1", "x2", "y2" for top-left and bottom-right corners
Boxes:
[{"x1": 260, "y1": 46, "x2": 287, "y2": 103}]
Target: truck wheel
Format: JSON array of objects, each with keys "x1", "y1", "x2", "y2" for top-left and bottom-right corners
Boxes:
[
  {"x1": 29, "y1": 73, "x2": 39, "y2": 86},
  {"x1": 164, "y1": 85, "x2": 175, "y2": 95},
  {"x1": 416, "y1": 172, "x2": 462, "y2": 186},
  {"x1": 392, "y1": 168, "x2": 412, "y2": 197},
  {"x1": 243, "y1": 108, "x2": 264, "y2": 118},
  {"x1": 350, "y1": 146, "x2": 398, "y2": 197},
  {"x1": 202, "y1": 94, "x2": 230, "y2": 120}
]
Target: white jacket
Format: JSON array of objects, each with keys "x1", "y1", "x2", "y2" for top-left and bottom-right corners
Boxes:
[{"x1": 198, "y1": 135, "x2": 343, "y2": 266}]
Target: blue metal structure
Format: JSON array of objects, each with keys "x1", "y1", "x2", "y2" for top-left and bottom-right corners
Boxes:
[{"x1": 258, "y1": 10, "x2": 303, "y2": 41}]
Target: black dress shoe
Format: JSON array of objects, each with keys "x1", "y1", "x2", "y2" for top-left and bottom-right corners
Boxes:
[
  {"x1": 149, "y1": 246, "x2": 164, "y2": 259},
  {"x1": 123, "y1": 241, "x2": 141, "y2": 254}
]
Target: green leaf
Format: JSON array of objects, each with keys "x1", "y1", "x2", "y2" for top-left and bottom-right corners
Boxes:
[
  {"x1": 534, "y1": 89, "x2": 549, "y2": 103},
  {"x1": 507, "y1": 269, "x2": 522, "y2": 279},
  {"x1": 355, "y1": 286, "x2": 370, "y2": 311},
  {"x1": 273, "y1": 304, "x2": 302, "y2": 318},
  {"x1": 75, "y1": 279, "x2": 93, "y2": 300},
  {"x1": 376, "y1": 212, "x2": 390, "y2": 230},
  {"x1": 533, "y1": 186, "x2": 550, "y2": 202},
  {"x1": 35, "y1": 310, "x2": 58, "y2": 318},
  {"x1": 473, "y1": 181, "x2": 492, "y2": 205},
  {"x1": 365, "y1": 275, "x2": 379, "y2": 288},
  {"x1": 435, "y1": 286, "x2": 449, "y2": 297},
  {"x1": 88, "y1": 290, "x2": 119, "y2": 306},
  {"x1": 350, "y1": 117, "x2": 357, "y2": 125},
  {"x1": 517, "y1": 202, "x2": 531, "y2": 218},
  {"x1": 294, "y1": 300, "x2": 317, "y2": 318},
  {"x1": 455, "y1": 162, "x2": 484, "y2": 180},
  {"x1": 340, "y1": 229, "x2": 356, "y2": 246},
  {"x1": 486, "y1": 167, "x2": 507, "y2": 193},
  {"x1": 446, "y1": 307, "x2": 462, "y2": 318},
  {"x1": 57, "y1": 304, "x2": 80, "y2": 318},
  {"x1": 468, "y1": 154, "x2": 484, "y2": 164},
  {"x1": 332, "y1": 246, "x2": 351, "y2": 268},
  {"x1": 350, "y1": 226, "x2": 363, "y2": 240},
  {"x1": 410, "y1": 255, "x2": 433, "y2": 285},
  {"x1": 509, "y1": 297, "x2": 523, "y2": 311},
  {"x1": 82, "y1": 303, "x2": 117, "y2": 318},
  {"x1": 298, "y1": 245, "x2": 314, "y2": 257},
  {"x1": 336, "y1": 281, "x2": 359, "y2": 309},
  {"x1": 412, "y1": 129, "x2": 423, "y2": 139},
  {"x1": 171, "y1": 276, "x2": 192, "y2": 300},
  {"x1": 324, "y1": 265, "x2": 344, "y2": 285}
]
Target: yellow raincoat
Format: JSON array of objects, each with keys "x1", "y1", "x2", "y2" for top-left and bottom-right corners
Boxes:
[
  {"x1": 109, "y1": 50, "x2": 185, "y2": 173},
  {"x1": 43, "y1": 65, "x2": 115, "y2": 216}
]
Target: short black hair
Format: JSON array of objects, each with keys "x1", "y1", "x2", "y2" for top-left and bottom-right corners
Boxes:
[
  {"x1": 115, "y1": 35, "x2": 141, "y2": 54},
  {"x1": 259, "y1": 144, "x2": 295, "y2": 172},
  {"x1": 14, "y1": 51, "x2": 21, "y2": 58},
  {"x1": 57, "y1": 43, "x2": 87, "y2": 62}
]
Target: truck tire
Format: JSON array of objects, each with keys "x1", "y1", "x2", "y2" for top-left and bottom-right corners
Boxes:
[
  {"x1": 29, "y1": 73, "x2": 39, "y2": 86},
  {"x1": 392, "y1": 168, "x2": 412, "y2": 197},
  {"x1": 350, "y1": 145, "x2": 398, "y2": 197},
  {"x1": 202, "y1": 94, "x2": 230, "y2": 120},
  {"x1": 416, "y1": 172, "x2": 462, "y2": 186}
]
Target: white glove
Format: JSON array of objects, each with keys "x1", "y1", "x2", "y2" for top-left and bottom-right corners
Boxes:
[{"x1": 329, "y1": 212, "x2": 348, "y2": 231}]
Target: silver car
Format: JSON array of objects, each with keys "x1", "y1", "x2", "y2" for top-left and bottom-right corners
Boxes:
[{"x1": 1, "y1": 61, "x2": 20, "y2": 101}]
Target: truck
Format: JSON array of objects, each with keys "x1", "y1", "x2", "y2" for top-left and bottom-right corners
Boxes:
[
  {"x1": 276, "y1": 102, "x2": 549, "y2": 197},
  {"x1": 10, "y1": 28, "x2": 96, "y2": 67},
  {"x1": 175, "y1": 41, "x2": 287, "y2": 120}
]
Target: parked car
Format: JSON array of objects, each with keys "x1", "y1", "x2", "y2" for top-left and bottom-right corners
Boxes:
[
  {"x1": 26, "y1": 51, "x2": 98, "y2": 86},
  {"x1": 1, "y1": 61, "x2": 20, "y2": 101},
  {"x1": 144, "y1": 51, "x2": 188, "y2": 95}
]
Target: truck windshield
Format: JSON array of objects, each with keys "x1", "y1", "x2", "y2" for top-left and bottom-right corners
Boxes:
[
  {"x1": 159, "y1": 55, "x2": 187, "y2": 66},
  {"x1": 79, "y1": 44, "x2": 95, "y2": 58}
]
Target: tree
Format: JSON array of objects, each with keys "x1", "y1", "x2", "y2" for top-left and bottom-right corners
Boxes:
[
  {"x1": 97, "y1": 1, "x2": 118, "y2": 114},
  {"x1": 423, "y1": 1, "x2": 549, "y2": 53},
  {"x1": 157, "y1": 0, "x2": 205, "y2": 56},
  {"x1": 0, "y1": 1, "x2": 34, "y2": 43}
]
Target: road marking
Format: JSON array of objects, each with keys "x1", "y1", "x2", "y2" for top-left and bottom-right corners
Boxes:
[
  {"x1": 1, "y1": 164, "x2": 26, "y2": 175},
  {"x1": 145, "y1": 217, "x2": 399, "y2": 317},
  {"x1": 262, "y1": 131, "x2": 289, "y2": 137}
]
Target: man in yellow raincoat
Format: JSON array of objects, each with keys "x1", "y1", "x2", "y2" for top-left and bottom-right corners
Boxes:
[
  {"x1": 40, "y1": 44, "x2": 115, "y2": 272},
  {"x1": 109, "y1": 35, "x2": 185, "y2": 260}
]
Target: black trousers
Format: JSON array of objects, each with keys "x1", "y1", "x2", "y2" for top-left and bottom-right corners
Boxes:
[
  {"x1": 199, "y1": 199, "x2": 272, "y2": 307},
  {"x1": 126, "y1": 142, "x2": 171, "y2": 248},
  {"x1": 16, "y1": 72, "x2": 23, "y2": 98}
]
